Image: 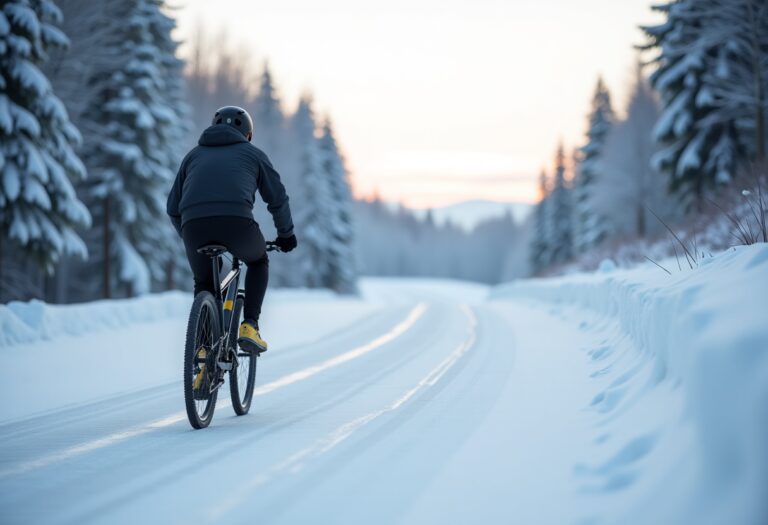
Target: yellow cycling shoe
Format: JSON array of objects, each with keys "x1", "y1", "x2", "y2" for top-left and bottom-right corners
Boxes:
[{"x1": 238, "y1": 320, "x2": 268, "y2": 354}]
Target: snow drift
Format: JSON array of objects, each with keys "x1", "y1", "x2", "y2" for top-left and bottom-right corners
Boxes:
[
  {"x1": 492, "y1": 243, "x2": 768, "y2": 524},
  {"x1": 0, "y1": 292, "x2": 192, "y2": 347}
]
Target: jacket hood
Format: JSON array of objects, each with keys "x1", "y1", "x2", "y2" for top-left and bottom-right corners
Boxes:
[{"x1": 198, "y1": 124, "x2": 249, "y2": 147}]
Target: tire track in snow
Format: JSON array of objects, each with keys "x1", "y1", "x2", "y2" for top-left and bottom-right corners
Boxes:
[
  {"x1": 0, "y1": 303, "x2": 427, "y2": 479},
  {"x1": 57, "y1": 303, "x2": 466, "y2": 525},
  {"x1": 0, "y1": 383, "x2": 179, "y2": 442},
  {"x1": 265, "y1": 306, "x2": 402, "y2": 361},
  {"x1": 0, "y1": 307, "x2": 403, "y2": 442},
  {"x1": 207, "y1": 304, "x2": 478, "y2": 522}
]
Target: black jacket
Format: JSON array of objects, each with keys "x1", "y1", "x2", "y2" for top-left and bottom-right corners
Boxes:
[{"x1": 166, "y1": 125, "x2": 294, "y2": 237}]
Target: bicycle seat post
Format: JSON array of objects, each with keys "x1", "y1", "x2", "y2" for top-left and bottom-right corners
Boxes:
[
  {"x1": 196, "y1": 244, "x2": 227, "y2": 301},
  {"x1": 211, "y1": 254, "x2": 222, "y2": 300}
]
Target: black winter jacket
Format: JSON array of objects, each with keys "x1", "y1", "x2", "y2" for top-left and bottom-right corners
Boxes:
[{"x1": 166, "y1": 125, "x2": 294, "y2": 237}]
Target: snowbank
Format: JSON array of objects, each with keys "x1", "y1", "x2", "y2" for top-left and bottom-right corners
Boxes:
[
  {"x1": 0, "y1": 292, "x2": 192, "y2": 348},
  {"x1": 492, "y1": 243, "x2": 768, "y2": 524},
  {"x1": 0, "y1": 287, "x2": 387, "y2": 350}
]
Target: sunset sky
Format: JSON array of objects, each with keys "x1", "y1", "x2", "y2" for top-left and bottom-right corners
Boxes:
[{"x1": 172, "y1": 0, "x2": 661, "y2": 208}]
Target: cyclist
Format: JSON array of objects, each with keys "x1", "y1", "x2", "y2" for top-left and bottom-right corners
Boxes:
[{"x1": 167, "y1": 106, "x2": 297, "y2": 354}]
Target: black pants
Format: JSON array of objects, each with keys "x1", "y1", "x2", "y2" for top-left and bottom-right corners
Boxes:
[{"x1": 182, "y1": 216, "x2": 268, "y2": 325}]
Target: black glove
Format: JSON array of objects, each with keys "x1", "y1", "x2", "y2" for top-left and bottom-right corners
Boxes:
[{"x1": 274, "y1": 234, "x2": 297, "y2": 252}]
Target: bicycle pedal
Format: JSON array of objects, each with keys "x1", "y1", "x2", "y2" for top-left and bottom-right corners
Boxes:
[{"x1": 209, "y1": 378, "x2": 225, "y2": 393}]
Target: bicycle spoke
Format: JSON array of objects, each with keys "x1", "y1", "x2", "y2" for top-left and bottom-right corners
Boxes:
[{"x1": 237, "y1": 354, "x2": 249, "y2": 403}]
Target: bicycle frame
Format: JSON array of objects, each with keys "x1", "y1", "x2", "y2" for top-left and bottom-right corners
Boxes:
[
  {"x1": 209, "y1": 242, "x2": 278, "y2": 358},
  {"x1": 210, "y1": 255, "x2": 242, "y2": 358}
]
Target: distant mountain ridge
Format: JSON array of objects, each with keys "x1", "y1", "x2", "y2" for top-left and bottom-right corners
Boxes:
[{"x1": 410, "y1": 200, "x2": 533, "y2": 231}]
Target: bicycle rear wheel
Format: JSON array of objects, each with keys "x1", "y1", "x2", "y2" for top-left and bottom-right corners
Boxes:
[
  {"x1": 229, "y1": 295, "x2": 257, "y2": 415},
  {"x1": 184, "y1": 292, "x2": 221, "y2": 429}
]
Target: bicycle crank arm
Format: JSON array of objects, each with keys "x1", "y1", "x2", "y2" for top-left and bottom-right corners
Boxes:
[{"x1": 208, "y1": 377, "x2": 225, "y2": 394}]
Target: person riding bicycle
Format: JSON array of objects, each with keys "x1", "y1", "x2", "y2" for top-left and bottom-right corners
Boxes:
[{"x1": 166, "y1": 106, "x2": 297, "y2": 354}]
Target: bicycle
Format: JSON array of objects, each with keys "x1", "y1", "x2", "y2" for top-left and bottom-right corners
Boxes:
[{"x1": 183, "y1": 241, "x2": 280, "y2": 429}]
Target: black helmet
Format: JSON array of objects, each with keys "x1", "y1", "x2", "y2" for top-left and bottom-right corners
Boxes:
[{"x1": 212, "y1": 106, "x2": 253, "y2": 139}]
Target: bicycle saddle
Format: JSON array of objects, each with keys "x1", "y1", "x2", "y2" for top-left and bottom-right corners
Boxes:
[{"x1": 197, "y1": 244, "x2": 227, "y2": 257}]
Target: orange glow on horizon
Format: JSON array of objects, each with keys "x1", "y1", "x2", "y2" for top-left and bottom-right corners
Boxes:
[{"x1": 349, "y1": 175, "x2": 539, "y2": 208}]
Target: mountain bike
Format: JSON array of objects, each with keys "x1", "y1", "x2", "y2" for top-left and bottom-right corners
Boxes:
[{"x1": 183, "y1": 241, "x2": 279, "y2": 429}]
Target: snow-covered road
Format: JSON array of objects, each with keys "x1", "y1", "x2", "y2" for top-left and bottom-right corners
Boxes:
[
  {"x1": 1, "y1": 245, "x2": 767, "y2": 525},
  {"x1": 0, "y1": 281, "x2": 596, "y2": 524}
]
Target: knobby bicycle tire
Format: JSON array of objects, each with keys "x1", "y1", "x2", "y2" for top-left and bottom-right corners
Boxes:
[
  {"x1": 184, "y1": 291, "x2": 221, "y2": 429},
  {"x1": 229, "y1": 296, "x2": 258, "y2": 415}
]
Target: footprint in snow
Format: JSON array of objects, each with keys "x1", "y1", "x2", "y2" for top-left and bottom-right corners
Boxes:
[
  {"x1": 594, "y1": 433, "x2": 610, "y2": 444},
  {"x1": 574, "y1": 434, "x2": 656, "y2": 493},
  {"x1": 590, "y1": 386, "x2": 626, "y2": 414},
  {"x1": 600, "y1": 472, "x2": 637, "y2": 492},
  {"x1": 607, "y1": 366, "x2": 641, "y2": 388},
  {"x1": 596, "y1": 435, "x2": 656, "y2": 474},
  {"x1": 589, "y1": 345, "x2": 612, "y2": 361}
]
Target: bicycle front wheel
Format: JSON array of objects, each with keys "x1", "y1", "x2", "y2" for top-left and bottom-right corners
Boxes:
[
  {"x1": 184, "y1": 292, "x2": 221, "y2": 429},
  {"x1": 229, "y1": 296, "x2": 257, "y2": 415}
]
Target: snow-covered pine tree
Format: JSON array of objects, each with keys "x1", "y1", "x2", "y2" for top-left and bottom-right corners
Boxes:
[
  {"x1": 705, "y1": 0, "x2": 768, "y2": 162},
  {"x1": 529, "y1": 169, "x2": 551, "y2": 273},
  {"x1": 43, "y1": 0, "x2": 122, "y2": 128},
  {"x1": 621, "y1": 66, "x2": 660, "y2": 237},
  {"x1": 573, "y1": 77, "x2": 612, "y2": 253},
  {"x1": 248, "y1": 63, "x2": 298, "y2": 286},
  {"x1": 317, "y1": 119, "x2": 357, "y2": 294},
  {"x1": 80, "y1": 0, "x2": 183, "y2": 297},
  {"x1": 598, "y1": 63, "x2": 679, "y2": 238},
  {"x1": 40, "y1": 0, "x2": 125, "y2": 302},
  {"x1": 547, "y1": 144, "x2": 573, "y2": 265},
  {"x1": 641, "y1": 0, "x2": 758, "y2": 204},
  {"x1": 0, "y1": 0, "x2": 91, "y2": 292},
  {"x1": 290, "y1": 96, "x2": 333, "y2": 289},
  {"x1": 252, "y1": 62, "x2": 285, "y2": 158},
  {"x1": 138, "y1": 0, "x2": 190, "y2": 291}
]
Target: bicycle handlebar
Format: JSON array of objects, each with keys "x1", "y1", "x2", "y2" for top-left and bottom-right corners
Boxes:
[{"x1": 266, "y1": 241, "x2": 281, "y2": 253}]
